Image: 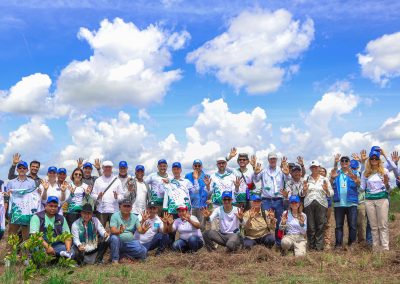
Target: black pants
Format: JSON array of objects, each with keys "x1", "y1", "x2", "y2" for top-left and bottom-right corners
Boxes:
[
  {"x1": 65, "y1": 213, "x2": 80, "y2": 228},
  {"x1": 304, "y1": 200, "x2": 327, "y2": 250}
]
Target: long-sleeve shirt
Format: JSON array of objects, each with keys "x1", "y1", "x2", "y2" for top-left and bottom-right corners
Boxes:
[
  {"x1": 360, "y1": 168, "x2": 391, "y2": 200},
  {"x1": 65, "y1": 183, "x2": 89, "y2": 213},
  {"x1": 71, "y1": 217, "x2": 106, "y2": 250},
  {"x1": 163, "y1": 177, "x2": 197, "y2": 214},
  {"x1": 285, "y1": 178, "x2": 304, "y2": 198},
  {"x1": 145, "y1": 172, "x2": 169, "y2": 206},
  {"x1": 226, "y1": 166, "x2": 255, "y2": 203},
  {"x1": 209, "y1": 171, "x2": 246, "y2": 206},
  {"x1": 243, "y1": 209, "x2": 275, "y2": 239},
  {"x1": 185, "y1": 171, "x2": 209, "y2": 208},
  {"x1": 279, "y1": 210, "x2": 307, "y2": 235},
  {"x1": 301, "y1": 175, "x2": 333, "y2": 208},
  {"x1": 254, "y1": 167, "x2": 288, "y2": 199},
  {"x1": 91, "y1": 175, "x2": 123, "y2": 213}
]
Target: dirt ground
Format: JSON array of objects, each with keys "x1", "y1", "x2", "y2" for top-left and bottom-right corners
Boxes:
[{"x1": 1, "y1": 213, "x2": 400, "y2": 284}]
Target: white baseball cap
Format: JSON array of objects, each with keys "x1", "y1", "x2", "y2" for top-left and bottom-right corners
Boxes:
[
  {"x1": 268, "y1": 152, "x2": 278, "y2": 159},
  {"x1": 216, "y1": 157, "x2": 226, "y2": 162},
  {"x1": 309, "y1": 160, "x2": 321, "y2": 168},
  {"x1": 102, "y1": 160, "x2": 114, "y2": 167}
]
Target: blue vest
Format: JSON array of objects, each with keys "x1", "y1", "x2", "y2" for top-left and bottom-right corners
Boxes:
[{"x1": 332, "y1": 170, "x2": 359, "y2": 204}]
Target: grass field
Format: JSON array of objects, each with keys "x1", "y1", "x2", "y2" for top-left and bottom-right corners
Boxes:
[{"x1": 2, "y1": 191, "x2": 400, "y2": 284}]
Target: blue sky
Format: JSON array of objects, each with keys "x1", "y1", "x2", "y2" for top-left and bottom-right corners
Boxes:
[{"x1": 0, "y1": 0, "x2": 399, "y2": 176}]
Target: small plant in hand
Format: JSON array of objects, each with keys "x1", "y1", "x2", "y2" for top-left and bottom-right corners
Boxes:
[{"x1": 4, "y1": 225, "x2": 76, "y2": 282}]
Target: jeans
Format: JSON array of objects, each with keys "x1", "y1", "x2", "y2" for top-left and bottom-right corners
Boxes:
[
  {"x1": 304, "y1": 200, "x2": 327, "y2": 250},
  {"x1": 261, "y1": 198, "x2": 284, "y2": 246},
  {"x1": 366, "y1": 218, "x2": 372, "y2": 245},
  {"x1": 110, "y1": 235, "x2": 147, "y2": 261},
  {"x1": 52, "y1": 242, "x2": 75, "y2": 258},
  {"x1": 172, "y1": 236, "x2": 204, "y2": 253},
  {"x1": 243, "y1": 234, "x2": 275, "y2": 249},
  {"x1": 334, "y1": 206, "x2": 358, "y2": 247},
  {"x1": 142, "y1": 233, "x2": 169, "y2": 254}
]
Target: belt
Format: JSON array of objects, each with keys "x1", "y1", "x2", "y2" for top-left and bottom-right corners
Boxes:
[{"x1": 262, "y1": 197, "x2": 283, "y2": 201}]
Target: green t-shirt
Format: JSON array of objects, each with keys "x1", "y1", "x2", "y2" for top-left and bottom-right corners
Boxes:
[
  {"x1": 29, "y1": 214, "x2": 70, "y2": 235},
  {"x1": 110, "y1": 211, "x2": 140, "y2": 243}
]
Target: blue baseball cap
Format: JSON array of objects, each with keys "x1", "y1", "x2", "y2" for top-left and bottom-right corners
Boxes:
[
  {"x1": 289, "y1": 195, "x2": 300, "y2": 203},
  {"x1": 371, "y1": 146, "x2": 381, "y2": 152},
  {"x1": 135, "y1": 165, "x2": 145, "y2": 172},
  {"x1": 172, "y1": 162, "x2": 181, "y2": 168},
  {"x1": 16, "y1": 161, "x2": 28, "y2": 169},
  {"x1": 369, "y1": 150, "x2": 380, "y2": 159},
  {"x1": 193, "y1": 159, "x2": 202, "y2": 165},
  {"x1": 47, "y1": 166, "x2": 57, "y2": 173},
  {"x1": 46, "y1": 196, "x2": 59, "y2": 204},
  {"x1": 158, "y1": 159, "x2": 167, "y2": 165},
  {"x1": 119, "y1": 161, "x2": 128, "y2": 168},
  {"x1": 251, "y1": 195, "x2": 262, "y2": 201},
  {"x1": 350, "y1": 159, "x2": 360, "y2": 169},
  {"x1": 57, "y1": 168, "x2": 67, "y2": 174},
  {"x1": 222, "y1": 191, "x2": 232, "y2": 199},
  {"x1": 83, "y1": 162, "x2": 93, "y2": 169}
]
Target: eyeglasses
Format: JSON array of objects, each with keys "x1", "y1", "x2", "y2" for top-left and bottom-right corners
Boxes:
[
  {"x1": 194, "y1": 165, "x2": 202, "y2": 168},
  {"x1": 340, "y1": 159, "x2": 349, "y2": 163},
  {"x1": 74, "y1": 173, "x2": 83, "y2": 176},
  {"x1": 217, "y1": 162, "x2": 226, "y2": 165},
  {"x1": 370, "y1": 157, "x2": 380, "y2": 161},
  {"x1": 238, "y1": 159, "x2": 248, "y2": 161},
  {"x1": 122, "y1": 204, "x2": 132, "y2": 208}
]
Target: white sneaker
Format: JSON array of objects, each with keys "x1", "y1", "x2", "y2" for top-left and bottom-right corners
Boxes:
[{"x1": 60, "y1": 251, "x2": 72, "y2": 258}]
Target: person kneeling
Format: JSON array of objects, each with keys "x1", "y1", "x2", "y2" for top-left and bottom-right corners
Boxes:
[
  {"x1": 110, "y1": 198, "x2": 147, "y2": 264},
  {"x1": 243, "y1": 195, "x2": 276, "y2": 249},
  {"x1": 134, "y1": 201, "x2": 169, "y2": 256},
  {"x1": 164, "y1": 204, "x2": 203, "y2": 253},
  {"x1": 201, "y1": 191, "x2": 243, "y2": 252},
  {"x1": 280, "y1": 195, "x2": 307, "y2": 257},
  {"x1": 71, "y1": 204, "x2": 110, "y2": 265},
  {"x1": 29, "y1": 196, "x2": 74, "y2": 259}
]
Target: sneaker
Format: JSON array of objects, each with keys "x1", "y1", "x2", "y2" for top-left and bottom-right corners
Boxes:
[{"x1": 60, "y1": 251, "x2": 72, "y2": 259}]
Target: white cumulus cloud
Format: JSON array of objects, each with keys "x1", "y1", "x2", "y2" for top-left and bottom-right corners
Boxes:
[
  {"x1": 187, "y1": 9, "x2": 314, "y2": 94},
  {"x1": 358, "y1": 31, "x2": 400, "y2": 87}
]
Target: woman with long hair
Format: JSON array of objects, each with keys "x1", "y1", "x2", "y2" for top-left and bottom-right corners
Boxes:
[
  {"x1": 361, "y1": 150, "x2": 391, "y2": 251},
  {"x1": 65, "y1": 168, "x2": 89, "y2": 228}
]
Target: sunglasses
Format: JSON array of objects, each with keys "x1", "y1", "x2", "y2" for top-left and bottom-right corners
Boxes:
[
  {"x1": 194, "y1": 165, "x2": 202, "y2": 168},
  {"x1": 222, "y1": 198, "x2": 231, "y2": 201},
  {"x1": 370, "y1": 157, "x2": 380, "y2": 161},
  {"x1": 238, "y1": 159, "x2": 248, "y2": 161},
  {"x1": 122, "y1": 204, "x2": 132, "y2": 208},
  {"x1": 217, "y1": 162, "x2": 226, "y2": 165},
  {"x1": 17, "y1": 167, "x2": 27, "y2": 170},
  {"x1": 340, "y1": 159, "x2": 349, "y2": 163},
  {"x1": 74, "y1": 173, "x2": 83, "y2": 176}
]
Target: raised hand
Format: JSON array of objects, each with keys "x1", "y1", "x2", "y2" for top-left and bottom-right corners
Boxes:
[
  {"x1": 281, "y1": 162, "x2": 290, "y2": 175},
  {"x1": 281, "y1": 156, "x2": 288, "y2": 167},
  {"x1": 162, "y1": 212, "x2": 173, "y2": 225},
  {"x1": 60, "y1": 181, "x2": 68, "y2": 192},
  {"x1": 193, "y1": 169, "x2": 200, "y2": 180},
  {"x1": 181, "y1": 211, "x2": 191, "y2": 222},
  {"x1": 334, "y1": 153, "x2": 341, "y2": 164},
  {"x1": 249, "y1": 208, "x2": 257, "y2": 219},
  {"x1": 228, "y1": 147, "x2": 237, "y2": 160},
  {"x1": 141, "y1": 210, "x2": 150, "y2": 223},
  {"x1": 200, "y1": 207, "x2": 212, "y2": 218},
  {"x1": 12, "y1": 153, "x2": 21, "y2": 166},
  {"x1": 250, "y1": 155, "x2": 257, "y2": 168},
  {"x1": 280, "y1": 188, "x2": 289, "y2": 198},
  {"x1": 77, "y1": 157, "x2": 84, "y2": 168},
  {"x1": 254, "y1": 163, "x2": 263, "y2": 175},
  {"x1": 41, "y1": 180, "x2": 50, "y2": 191},
  {"x1": 391, "y1": 151, "x2": 399, "y2": 164},
  {"x1": 86, "y1": 185, "x2": 93, "y2": 195},
  {"x1": 233, "y1": 177, "x2": 242, "y2": 189},
  {"x1": 281, "y1": 211, "x2": 288, "y2": 225},
  {"x1": 235, "y1": 207, "x2": 244, "y2": 220},
  {"x1": 203, "y1": 175, "x2": 212, "y2": 188},
  {"x1": 297, "y1": 156, "x2": 304, "y2": 166},
  {"x1": 142, "y1": 221, "x2": 151, "y2": 232},
  {"x1": 330, "y1": 169, "x2": 339, "y2": 179},
  {"x1": 360, "y1": 150, "x2": 368, "y2": 163},
  {"x1": 380, "y1": 148, "x2": 387, "y2": 158},
  {"x1": 322, "y1": 180, "x2": 329, "y2": 194},
  {"x1": 127, "y1": 178, "x2": 135, "y2": 192},
  {"x1": 351, "y1": 153, "x2": 361, "y2": 161},
  {"x1": 94, "y1": 158, "x2": 101, "y2": 170},
  {"x1": 69, "y1": 186, "x2": 76, "y2": 195},
  {"x1": 267, "y1": 208, "x2": 275, "y2": 219}
]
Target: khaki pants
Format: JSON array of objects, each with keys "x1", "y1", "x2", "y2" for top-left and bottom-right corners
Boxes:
[
  {"x1": 8, "y1": 224, "x2": 30, "y2": 241},
  {"x1": 365, "y1": 199, "x2": 389, "y2": 251},
  {"x1": 357, "y1": 203, "x2": 367, "y2": 243},
  {"x1": 281, "y1": 234, "x2": 307, "y2": 256},
  {"x1": 324, "y1": 207, "x2": 333, "y2": 247}
]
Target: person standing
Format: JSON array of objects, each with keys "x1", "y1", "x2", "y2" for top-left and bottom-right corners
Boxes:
[
  {"x1": 131, "y1": 165, "x2": 150, "y2": 216},
  {"x1": 145, "y1": 159, "x2": 169, "y2": 215},
  {"x1": 8, "y1": 153, "x2": 42, "y2": 187},
  {"x1": 117, "y1": 161, "x2": 134, "y2": 195}
]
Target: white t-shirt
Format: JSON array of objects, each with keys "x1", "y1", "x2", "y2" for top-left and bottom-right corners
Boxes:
[
  {"x1": 172, "y1": 216, "x2": 203, "y2": 241},
  {"x1": 132, "y1": 181, "x2": 148, "y2": 215},
  {"x1": 91, "y1": 175, "x2": 123, "y2": 213},
  {"x1": 118, "y1": 175, "x2": 133, "y2": 195},
  {"x1": 209, "y1": 206, "x2": 241, "y2": 234},
  {"x1": 134, "y1": 215, "x2": 164, "y2": 244}
]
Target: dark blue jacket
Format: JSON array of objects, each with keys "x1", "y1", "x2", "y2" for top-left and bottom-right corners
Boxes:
[
  {"x1": 185, "y1": 171, "x2": 208, "y2": 209},
  {"x1": 332, "y1": 170, "x2": 359, "y2": 205}
]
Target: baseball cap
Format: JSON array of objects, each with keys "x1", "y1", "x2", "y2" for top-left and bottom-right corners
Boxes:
[
  {"x1": 172, "y1": 162, "x2": 181, "y2": 168},
  {"x1": 120, "y1": 198, "x2": 132, "y2": 205},
  {"x1": 83, "y1": 162, "x2": 93, "y2": 169},
  {"x1": 46, "y1": 196, "x2": 59, "y2": 204},
  {"x1": 268, "y1": 152, "x2": 278, "y2": 159},
  {"x1": 251, "y1": 195, "x2": 262, "y2": 201},
  {"x1": 57, "y1": 168, "x2": 67, "y2": 174},
  {"x1": 102, "y1": 161, "x2": 113, "y2": 167},
  {"x1": 81, "y1": 203, "x2": 93, "y2": 213},
  {"x1": 340, "y1": 156, "x2": 350, "y2": 161},
  {"x1": 309, "y1": 160, "x2": 320, "y2": 168},
  {"x1": 216, "y1": 157, "x2": 226, "y2": 162},
  {"x1": 289, "y1": 195, "x2": 300, "y2": 203},
  {"x1": 350, "y1": 159, "x2": 360, "y2": 169},
  {"x1": 238, "y1": 153, "x2": 249, "y2": 160},
  {"x1": 119, "y1": 161, "x2": 128, "y2": 168},
  {"x1": 147, "y1": 201, "x2": 157, "y2": 208},
  {"x1": 158, "y1": 159, "x2": 167, "y2": 165},
  {"x1": 369, "y1": 150, "x2": 380, "y2": 159},
  {"x1": 16, "y1": 161, "x2": 28, "y2": 169},
  {"x1": 222, "y1": 191, "x2": 232, "y2": 199},
  {"x1": 291, "y1": 163, "x2": 302, "y2": 172},
  {"x1": 193, "y1": 159, "x2": 202, "y2": 165},
  {"x1": 47, "y1": 166, "x2": 57, "y2": 173},
  {"x1": 371, "y1": 146, "x2": 381, "y2": 152},
  {"x1": 135, "y1": 165, "x2": 145, "y2": 172},
  {"x1": 176, "y1": 204, "x2": 188, "y2": 211}
]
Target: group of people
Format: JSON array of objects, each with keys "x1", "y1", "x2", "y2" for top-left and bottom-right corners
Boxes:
[{"x1": 0, "y1": 145, "x2": 399, "y2": 265}]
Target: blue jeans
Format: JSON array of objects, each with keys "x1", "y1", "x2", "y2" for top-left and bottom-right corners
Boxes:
[
  {"x1": 366, "y1": 217, "x2": 372, "y2": 245},
  {"x1": 334, "y1": 206, "x2": 358, "y2": 247},
  {"x1": 52, "y1": 242, "x2": 75, "y2": 258},
  {"x1": 261, "y1": 198, "x2": 284, "y2": 246},
  {"x1": 243, "y1": 234, "x2": 275, "y2": 249},
  {"x1": 172, "y1": 236, "x2": 204, "y2": 253},
  {"x1": 110, "y1": 235, "x2": 147, "y2": 261},
  {"x1": 142, "y1": 233, "x2": 169, "y2": 254}
]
